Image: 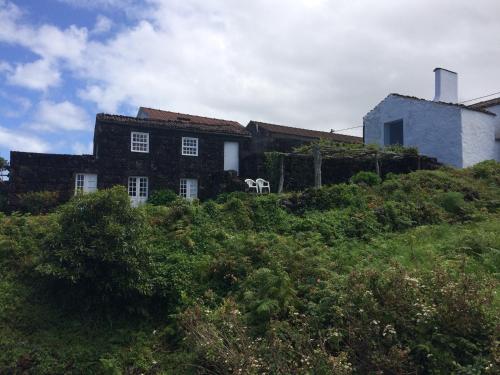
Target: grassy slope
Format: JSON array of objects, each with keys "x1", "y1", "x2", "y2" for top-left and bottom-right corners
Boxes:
[
  {"x1": 0, "y1": 215, "x2": 498, "y2": 374},
  {"x1": 1, "y1": 164, "x2": 499, "y2": 374}
]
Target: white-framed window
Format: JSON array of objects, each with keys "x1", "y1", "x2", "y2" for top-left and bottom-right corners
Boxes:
[
  {"x1": 75, "y1": 173, "x2": 97, "y2": 195},
  {"x1": 75, "y1": 174, "x2": 85, "y2": 194},
  {"x1": 128, "y1": 176, "x2": 148, "y2": 206},
  {"x1": 131, "y1": 132, "x2": 149, "y2": 153},
  {"x1": 182, "y1": 137, "x2": 198, "y2": 156},
  {"x1": 179, "y1": 178, "x2": 198, "y2": 200}
]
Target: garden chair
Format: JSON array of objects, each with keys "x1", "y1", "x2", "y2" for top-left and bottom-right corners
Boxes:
[
  {"x1": 245, "y1": 178, "x2": 259, "y2": 193},
  {"x1": 256, "y1": 178, "x2": 270, "y2": 194}
]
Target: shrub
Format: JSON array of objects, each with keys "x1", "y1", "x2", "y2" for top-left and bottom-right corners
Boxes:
[
  {"x1": 17, "y1": 191, "x2": 59, "y2": 214},
  {"x1": 436, "y1": 191, "x2": 467, "y2": 215},
  {"x1": 147, "y1": 189, "x2": 178, "y2": 206},
  {"x1": 290, "y1": 184, "x2": 366, "y2": 212},
  {"x1": 35, "y1": 186, "x2": 154, "y2": 306},
  {"x1": 469, "y1": 160, "x2": 500, "y2": 185},
  {"x1": 384, "y1": 144, "x2": 419, "y2": 156},
  {"x1": 350, "y1": 171, "x2": 382, "y2": 186}
]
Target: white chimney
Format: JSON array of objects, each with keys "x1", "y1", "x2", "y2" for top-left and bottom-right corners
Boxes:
[{"x1": 433, "y1": 67, "x2": 458, "y2": 103}]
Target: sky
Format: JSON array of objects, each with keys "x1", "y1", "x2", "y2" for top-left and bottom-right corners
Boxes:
[{"x1": 1, "y1": 0, "x2": 500, "y2": 161}]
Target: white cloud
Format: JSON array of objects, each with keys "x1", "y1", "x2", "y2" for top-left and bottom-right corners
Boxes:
[
  {"x1": 0, "y1": 3, "x2": 88, "y2": 61},
  {"x1": 70, "y1": 0, "x2": 500, "y2": 135},
  {"x1": 72, "y1": 141, "x2": 94, "y2": 155},
  {"x1": 29, "y1": 100, "x2": 91, "y2": 132},
  {"x1": 92, "y1": 15, "x2": 113, "y2": 35},
  {"x1": 3, "y1": 0, "x2": 500, "y2": 137},
  {"x1": 7, "y1": 59, "x2": 61, "y2": 90},
  {"x1": 0, "y1": 126, "x2": 49, "y2": 153}
]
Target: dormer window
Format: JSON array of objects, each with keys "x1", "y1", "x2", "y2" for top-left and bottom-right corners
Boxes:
[
  {"x1": 182, "y1": 137, "x2": 198, "y2": 156},
  {"x1": 131, "y1": 132, "x2": 149, "y2": 153}
]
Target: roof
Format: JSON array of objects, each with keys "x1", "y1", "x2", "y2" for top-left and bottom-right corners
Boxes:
[
  {"x1": 467, "y1": 97, "x2": 500, "y2": 110},
  {"x1": 248, "y1": 121, "x2": 362, "y2": 144},
  {"x1": 138, "y1": 107, "x2": 247, "y2": 131},
  {"x1": 389, "y1": 94, "x2": 495, "y2": 115},
  {"x1": 97, "y1": 113, "x2": 251, "y2": 137}
]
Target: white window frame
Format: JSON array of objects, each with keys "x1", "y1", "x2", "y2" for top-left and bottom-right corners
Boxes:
[
  {"x1": 131, "y1": 132, "x2": 149, "y2": 153},
  {"x1": 179, "y1": 178, "x2": 198, "y2": 200},
  {"x1": 182, "y1": 137, "x2": 198, "y2": 156},
  {"x1": 75, "y1": 173, "x2": 85, "y2": 194},
  {"x1": 128, "y1": 176, "x2": 149, "y2": 206},
  {"x1": 74, "y1": 173, "x2": 98, "y2": 195}
]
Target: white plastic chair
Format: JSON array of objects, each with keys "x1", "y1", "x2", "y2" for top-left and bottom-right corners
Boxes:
[
  {"x1": 256, "y1": 178, "x2": 270, "y2": 194},
  {"x1": 245, "y1": 178, "x2": 259, "y2": 193}
]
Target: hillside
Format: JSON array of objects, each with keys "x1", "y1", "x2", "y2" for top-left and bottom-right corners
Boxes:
[{"x1": 0, "y1": 162, "x2": 499, "y2": 374}]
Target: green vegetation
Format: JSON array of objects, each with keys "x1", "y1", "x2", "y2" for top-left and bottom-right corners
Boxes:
[
  {"x1": 0, "y1": 161, "x2": 499, "y2": 374},
  {"x1": 350, "y1": 171, "x2": 382, "y2": 186},
  {"x1": 16, "y1": 191, "x2": 60, "y2": 214},
  {"x1": 148, "y1": 189, "x2": 180, "y2": 206}
]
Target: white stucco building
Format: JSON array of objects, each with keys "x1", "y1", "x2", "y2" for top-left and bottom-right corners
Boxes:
[{"x1": 363, "y1": 68, "x2": 500, "y2": 168}]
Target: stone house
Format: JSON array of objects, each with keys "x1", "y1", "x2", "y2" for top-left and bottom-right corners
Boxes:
[
  {"x1": 9, "y1": 107, "x2": 361, "y2": 205},
  {"x1": 364, "y1": 68, "x2": 500, "y2": 167}
]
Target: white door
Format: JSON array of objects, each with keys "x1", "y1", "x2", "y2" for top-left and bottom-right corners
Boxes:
[
  {"x1": 75, "y1": 173, "x2": 98, "y2": 194},
  {"x1": 128, "y1": 176, "x2": 148, "y2": 207},
  {"x1": 224, "y1": 142, "x2": 239, "y2": 174},
  {"x1": 85, "y1": 174, "x2": 97, "y2": 193},
  {"x1": 180, "y1": 178, "x2": 198, "y2": 201}
]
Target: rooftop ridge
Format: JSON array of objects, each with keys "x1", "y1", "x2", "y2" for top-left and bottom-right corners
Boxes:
[
  {"x1": 467, "y1": 97, "x2": 500, "y2": 110},
  {"x1": 138, "y1": 107, "x2": 244, "y2": 127},
  {"x1": 389, "y1": 93, "x2": 496, "y2": 115},
  {"x1": 248, "y1": 120, "x2": 362, "y2": 143},
  {"x1": 96, "y1": 113, "x2": 251, "y2": 137}
]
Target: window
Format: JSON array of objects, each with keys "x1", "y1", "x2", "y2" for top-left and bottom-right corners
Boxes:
[
  {"x1": 180, "y1": 178, "x2": 198, "y2": 200},
  {"x1": 182, "y1": 137, "x2": 198, "y2": 156},
  {"x1": 75, "y1": 174, "x2": 85, "y2": 194},
  {"x1": 128, "y1": 176, "x2": 148, "y2": 206},
  {"x1": 131, "y1": 132, "x2": 149, "y2": 152},
  {"x1": 75, "y1": 173, "x2": 97, "y2": 195},
  {"x1": 384, "y1": 120, "x2": 404, "y2": 146}
]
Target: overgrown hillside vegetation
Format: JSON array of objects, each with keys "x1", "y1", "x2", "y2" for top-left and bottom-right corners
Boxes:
[{"x1": 1, "y1": 162, "x2": 499, "y2": 374}]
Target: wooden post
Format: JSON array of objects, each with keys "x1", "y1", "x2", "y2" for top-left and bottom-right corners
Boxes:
[
  {"x1": 278, "y1": 154, "x2": 284, "y2": 194},
  {"x1": 313, "y1": 145, "x2": 322, "y2": 189},
  {"x1": 375, "y1": 151, "x2": 381, "y2": 177}
]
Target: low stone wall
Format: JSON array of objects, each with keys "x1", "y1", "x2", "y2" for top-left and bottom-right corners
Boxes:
[
  {"x1": 8, "y1": 152, "x2": 97, "y2": 207},
  {"x1": 242, "y1": 153, "x2": 440, "y2": 192}
]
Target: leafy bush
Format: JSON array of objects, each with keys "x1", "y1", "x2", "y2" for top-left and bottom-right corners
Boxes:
[
  {"x1": 469, "y1": 160, "x2": 500, "y2": 185},
  {"x1": 35, "y1": 186, "x2": 154, "y2": 306},
  {"x1": 17, "y1": 191, "x2": 59, "y2": 214},
  {"x1": 436, "y1": 191, "x2": 467, "y2": 215},
  {"x1": 147, "y1": 189, "x2": 179, "y2": 206},
  {"x1": 384, "y1": 144, "x2": 419, "y2": 156},
  {"x1": 289, "y1": 184, "x2": 366, "y2": 212},
  {"x1": 350, "y1": 171, "x2": 381, "y2": 186}
]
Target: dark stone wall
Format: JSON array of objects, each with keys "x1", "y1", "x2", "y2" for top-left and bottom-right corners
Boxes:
[
  {"x1": 93, "y1": 120, "x2": 251, "y2": 199},
  {"x1": 242, "y1": 152, "x2": 440, "y2": 192},
  {"x1": 8, "y1": 152, "x2": 97, "y2": 206},
  {"x1": 8, "y1": 120, "x2": 251, "y2": 206}
]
